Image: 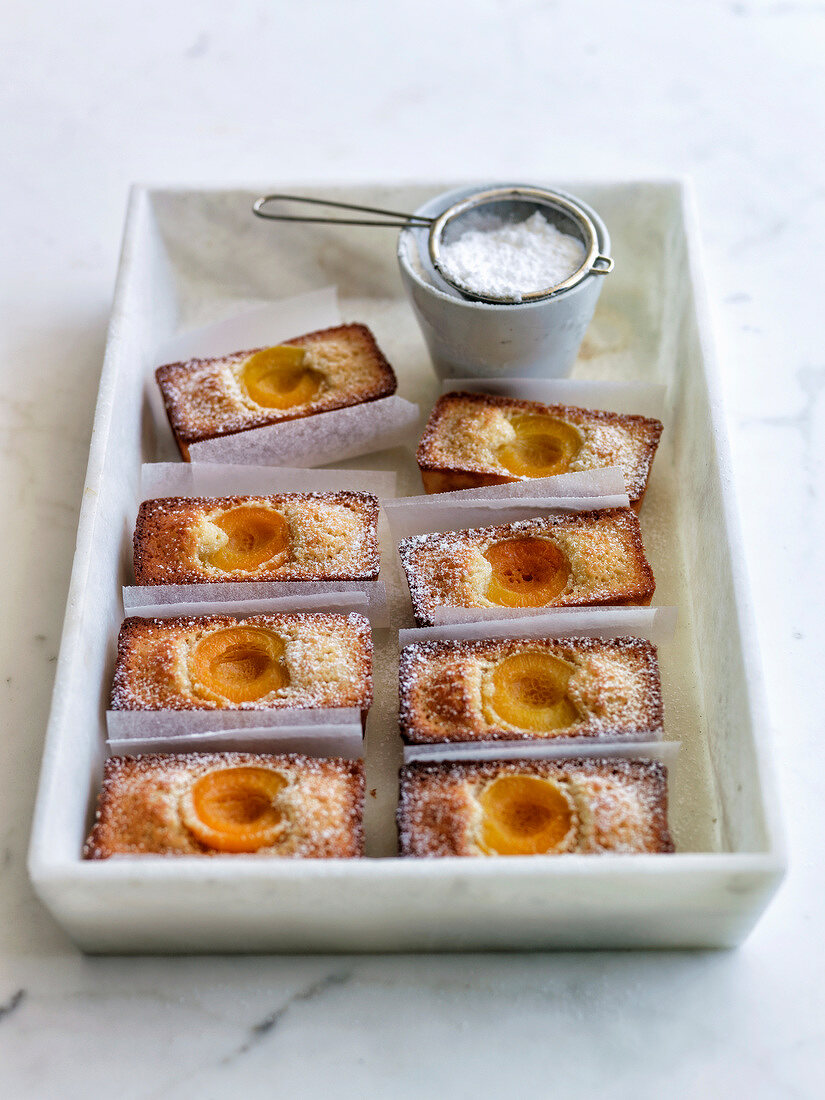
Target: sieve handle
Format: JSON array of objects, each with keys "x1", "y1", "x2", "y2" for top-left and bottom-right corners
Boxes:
[
  {"x1": 253, "y1": 194, "x2": 432, "y2": 229},
  {"x1": 591, "y1": 255, "x2": 615, "y2": 274}
]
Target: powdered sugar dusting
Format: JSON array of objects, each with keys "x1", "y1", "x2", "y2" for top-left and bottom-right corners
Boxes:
[
  {"x1": 417, "y1": 392, "x2": 663, "y2": 505},
  {"x1": 398, "y1": 635, "x2": 663, "y2": 744},
  {"x1": 133, "y1": 492, "x2": 379, "y2": 585},
  {"x1": 110, "y1": 612, "x2": 373, "y2": 712},
  {"x1": 398, "y1": 510, "x2": 655, "y2": 627},
  {"x1": 438, "y1": 212, "x2": 586, "y2": 301},
  {"x1": 398, "y1": 757, "x2": 673, "y2": 857},
  {"x1": 155, "y1": 324, "x2": 397, "y2": 451},
  {"x1": 83, "y1": 752, "x2": 365, "y2": 859}
]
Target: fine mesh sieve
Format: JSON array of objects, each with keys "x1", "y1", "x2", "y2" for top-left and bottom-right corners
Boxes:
[{"x1": 252, "y1": 186, "x2": 613, "y2": 304}]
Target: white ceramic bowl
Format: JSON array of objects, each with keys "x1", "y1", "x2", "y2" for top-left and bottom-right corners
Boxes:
[{"x1": 397, "y1": 182, "x2": 611, "y2": 380}]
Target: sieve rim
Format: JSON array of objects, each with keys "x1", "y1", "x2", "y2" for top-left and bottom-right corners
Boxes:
[{"x1": 428, "y1": 186, "x2": 613, "y2": 304}]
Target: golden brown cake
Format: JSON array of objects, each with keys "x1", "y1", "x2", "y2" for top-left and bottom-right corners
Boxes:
[
  {"x1": 156, "y1": 323, "x2": 398, "y2": 460},
  {"x1": 416, "y1": 392, "x2": 663, "y2": 508},
  {"x1": 398, "y1": 509, "x2": 655, "y2": 627},
  {"x1": 133, "y1": 492, "x2": 379, "y2": 585},
  {"x1": 83, "y1": 752, "x2": 365, "y2": 858},
  {"x1": 110, "y1": 612, "x2": 373, "y2": 719},
  {"x1": 398, "y1": 758, "x2": 673, "y2": 857},
  {"x1": 400, "y1": 636, "x2": 662, "y2": 744}
]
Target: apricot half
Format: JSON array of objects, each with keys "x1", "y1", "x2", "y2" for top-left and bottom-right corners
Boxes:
[
  {"x1": 182, "y1": 766, "x2": 288, "y2": 852},
  {"x1": 486, "y1": 651, "x2": 579, "y2": 732},
  {"x1": 206, "y1": 506, "x2": 290, "y2": 572},
  {"x1": 478, "y1": 774, "x2": 575, "y2": 855},
  {"x1": 191, "y1": 626, "x2": 289, "y2": 704},
  {"x1": 497, "y1": 414, "x2": 582, "y2": 478},
  {"x1": 242, "y1": 345, "x2": 323, "y2": 409},
  {"x1": 483, "y1": 537, "x2": 571, "y2": 607}
]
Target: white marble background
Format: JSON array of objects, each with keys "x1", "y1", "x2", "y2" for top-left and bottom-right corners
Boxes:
[{"x1": 1, "y1": 1, "x2": 823, "y2": 1096}]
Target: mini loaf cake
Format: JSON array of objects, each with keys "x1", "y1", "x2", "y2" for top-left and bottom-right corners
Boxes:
[
  {"x1": 83, "y1": 752, "x2": 365, "y2": 858},
  {"x1": 156, "y1": 323, "x2": 397, "y2": 460},
  {"x1": 398, "y1": 758, "x2": 673, "y2": 857},
  {"x1": 417, "y1": 392, "x2": 663, "y2": 508},
  {"x1": 400, "y1": 636, "x2": 663, "y2": 744},
  {"x1": 398, "y1": 509, "x2": 655, "y2": 627},
  {"x1": 133, "y1": 491, "x2": 379, "y2": 585},
  {"x1": 110, "y1": 612, "x2": 373, "y2": 719}
]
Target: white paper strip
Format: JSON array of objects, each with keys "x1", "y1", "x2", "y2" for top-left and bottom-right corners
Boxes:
[
  {"x1": 106, "y1": 707, "x2": 362, "y2": 741},
  {"x1": 428, "y1": 603, "x2": 665, "y2": 628},
  {"x1": 389, "y1": 501, "x2": 631, "y2": 542},
  {"x1": 398, "y1": 606, "x2": 678, "y2": 648},
  {"x1": 187, "y1": 395, "x2": 420, "y2": 467},
  {"x1": 139, "y1": 463, "x2": 397, "y2": 501},
  {"x1": 390, "y1": 467, "x2": 626, "y2": 506},
  {"x1": 404, "y1": 739, "x2": 680, "y2": 766},
  {"x1": 108, "y1": 724, "x2": 364, "y2": 761},
  {"x1": 442, "y1": 377, "x2": 667, "y2": 421},
  {"x1": 154, "y1": 288, "x2": 342, "y2": 366},
  {"x1": 384, "y1": 470, "x2": 629, "y2": 542},
  {"x1": 122, "y1": 583, "x2": 386, "y2": 624}
]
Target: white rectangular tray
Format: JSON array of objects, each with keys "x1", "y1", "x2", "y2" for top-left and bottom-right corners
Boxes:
[{"x1": 28, "y1": 181, "x2": 785, "y2": 952}]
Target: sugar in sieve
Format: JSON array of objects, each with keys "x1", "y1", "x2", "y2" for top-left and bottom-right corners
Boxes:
[{"x1": 252, "y1": 186, "x2": 613, "y2": 305}]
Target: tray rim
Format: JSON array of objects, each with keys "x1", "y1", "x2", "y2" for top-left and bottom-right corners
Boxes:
[
  {"x1": 676, "y1": 178, "x2": 786, "y2": 865},
  {"x1": 27, "y1": 179, "x2": 786, "y2": 929}
]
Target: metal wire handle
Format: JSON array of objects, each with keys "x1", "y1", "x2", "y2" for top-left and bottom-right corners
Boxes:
[{"x1": 253, "y1": 193, "x2": 432, "y2": 229}]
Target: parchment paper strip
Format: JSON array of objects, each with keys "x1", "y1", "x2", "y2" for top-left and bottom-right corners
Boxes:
[
  {"x1": 403, "y1": 739, "x2": 680, "y2": 766},
  {"x1": 121, "y1": 587, "x2": 383, "y2": 624},
  {"x1": 187, "y1": 395, "x2": 420, "y2": 467},
  {"x1": 389, "y1": 467, "x2": 627, "y2": 505},
  {"x1": 140, "y1": 463, "x2": 397, "y2": 501},
  {"x1": 154, "y1": 288, "x2": 342, "y2": 367},
  {"x1": 108, "y1": 723, "x2": 364, "y2": 761},
  {"x1": 398, "y1": 606, "x2": 677, "y2": 648},
  {"x1": 384, "y1": 470, "x2": 629, "y2": 542},
  {"x1": 106, "y1": 707, "x2": 362, "y2": 741}
]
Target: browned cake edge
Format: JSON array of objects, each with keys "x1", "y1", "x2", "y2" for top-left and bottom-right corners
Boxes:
[
  {"x1": 415, "y1": 393, "x2": 664, "y2": 508},
  {"x1": 397, "y1": 757, "x2": 674, "y2": 857},
  {"x1": 109, "y1": 612, "x2": 374, "y2": 714},
  {"x1": 132, "y1": 491, "x2": 380, "y2": 585},
  {"x1": 155, "y1": 323, "x2": 398, "y2": 458},
  {"x1": 397, "y1": 509, "x2": 656, "y2": 627},
  {"x1": 398, "y1": 635, "x2": 663, "y2": 743},
  {"x1": 416, "y1": 392, "x2": 664, "y2": 508},
  {"x1": 84, "y1": 752, "x2": 366, "y2": 859}
]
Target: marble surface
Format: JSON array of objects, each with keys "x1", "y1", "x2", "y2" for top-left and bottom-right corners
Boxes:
[{"x1": 1, "y1": 0, "x2": 823, "y2": 1096}]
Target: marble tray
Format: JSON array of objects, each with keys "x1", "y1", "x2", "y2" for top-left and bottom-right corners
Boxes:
[{"x1": 27, "y1": 182, "x2": 785, "y2": 952}]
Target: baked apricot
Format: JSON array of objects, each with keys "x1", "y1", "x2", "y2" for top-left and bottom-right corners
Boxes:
[
  {"x1": 483, "y1": 536, "x2": 571, "y2": 607},
  {"x1": 486, "y1": 651, "x2": 579, "y2": 732},
  {"x1": 497, "y1": 414, "x2": 582, "y2": 478},
  {"x1": 242, "y1": 345, "x2": 323, "y2": 409},
  {"x1": 478, "y1": 774, "x2": 575, "y2": 855},
  {"x1": 182, "y1": 766, "x2": 287, "y2": 852},
  {"x1": 191, "y1": 626, "x2": 289, "y2": 704},
  {"x1": 206, "y1": 506, "x2": 290, "y2": 572}
]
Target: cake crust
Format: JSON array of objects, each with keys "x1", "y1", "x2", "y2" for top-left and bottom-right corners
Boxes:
[
  {"x1": 398, "y1": 509, "x2": 655, "y2": 627},
  {"x1": 110, "y1": 612, "x2": 373, "y2": 715},
  {"x1": 398, "y1": 757, "x2": 674, "y2": 857},
  {"x1": 417, "y1": 392, "x2": 663, "y2": 508},
  {"x1": 399, "y1": 636, "x2": 663, "y2": 743},
  {"x1": 84, "y1": 752, "x2": 365, "y2": 859},
  {"x1": 133, "y1": 491, "x2": 380, "y2": 585},
  {"x1": 156, "y1": 323, "x2": 397, "y2": 459}
]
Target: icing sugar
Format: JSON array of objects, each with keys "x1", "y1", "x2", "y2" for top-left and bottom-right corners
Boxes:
[{"x1": 438, "y1": 212, "x2": 586, "y2": 301}]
